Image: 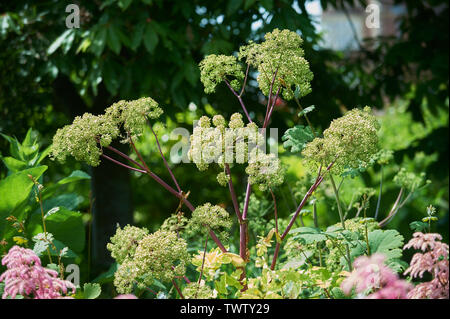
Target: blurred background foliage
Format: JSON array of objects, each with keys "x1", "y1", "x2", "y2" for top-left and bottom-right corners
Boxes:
[{"x1": 0, "y1": 0, "x2": 448, "y2": 283}]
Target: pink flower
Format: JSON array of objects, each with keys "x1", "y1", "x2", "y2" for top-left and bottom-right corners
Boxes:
[
  {"x1": 114, "y1": 294, "x2": 138, "y2": 299},
  {"x1": 0, "y1": 246, "x2": 76, "y2": 299},
  {"x1": 341, "y1": 253, "x2": 412, "y2": 299},
  {"x1": 404, "y1": 232, "x2": 449, "y2": 299}
]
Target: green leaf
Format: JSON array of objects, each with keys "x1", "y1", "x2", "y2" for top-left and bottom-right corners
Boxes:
[
  {"x1": 91, "y1": 27, "x2": 107, "y2": 57},
  {"x1": 298, "y1": 106, "x2": 315, "y2": 117},
  {"x1": 58, "y1": 170, "x2": 91, "y2": 184},
  {"x1": 47, "y1": 29, "x2": 74, "y2": 55},
  {"x1": 83, "y1": 283, "x2": 102, "y2": 299},
  {"x1": 350, "y1": 229, "x2": 405, "y2": 262},
  {"x1": 130, "y1": 22, "x2": 145, "y2": 50},
  {"x1": 107, "y1": 26, "x2": 122, "y2": 54},
  {"x1": 92, "y1": 263, "x2": 118, "y2": 284},
  {"x1": 291, "y1": 227, "x2": 327, "y2": 244},
  {"x1": 0, "y1": 166, "x2": 47, "y2": 239},
  {"x1": 282, "y1": 125, "x2": 315, "y2": 153},
  {"x1": 143, "y1": 23, "x2": 159, "y2": 53},
  {"x1": 118, "y1": 0, "x2": 133, "y2": 10},
  {"x1": 409, "y1": 221, "x2": 428, "y2": 232},
  {"x1": 1, "y1": 156, "x2": 27, "y2": 173},
  {"x1": 28, "y1": 207, "x2": 85, "y2": 253}
]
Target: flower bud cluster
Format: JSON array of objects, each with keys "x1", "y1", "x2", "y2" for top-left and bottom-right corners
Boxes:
[
  {"x1": 302, "y1": 107, "x2": 380, "y2": 174},
  {"x1": 51, "y1": 97, "x2": 163, "y2": 166},
  {"x1": 199, "y1": 54, "x2": 244, "y2": 94},
  {"x1": 108, "y1": 226, "x2": 189, "y2": 294},
  {"x1": 188, "y1": 203, "x2": 232, "y2": 239},
  {"x1": 238, "y1": 29, "x2": 313, "y2": 100}
]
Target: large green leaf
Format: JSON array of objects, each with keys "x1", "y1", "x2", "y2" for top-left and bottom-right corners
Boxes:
[
  {"x1": 0, "y1": 166, "x2": 47, "y2": 239},
  {"x1": 349, "y1": 229, "x2": 405, "y2": 262},
  {"x1": 282, "y1": 125, "x2": 315, "y2": 153},
  {"x1": 28, "y1": 207, "x2": 85, "y2": 253}
]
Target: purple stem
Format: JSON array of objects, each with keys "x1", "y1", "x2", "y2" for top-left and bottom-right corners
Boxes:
[
  {"x1": 270, "y1": 161, "x2": 335, "y2": 270},
  {"x1": 224, "y1": 79, "x2": 252, "y2": 123},
  {"x1": 242, "y1": 182, "x2": 252, "y2": 220},
  {"x1": 239, "y1": 64, "x2": 250, "y2": 97},
  {"x1": 225, "y1": 164, "x2": 243, "y2": 222},
  {"x1": 148, "y1": 119, "x2": 182, "y2": 193},
  {"x1": 101, "y1": 154, "x2": 147, "y2": 174},
  {"x1": 104, "y1": 145, "x2": 146, "y2": 171}
]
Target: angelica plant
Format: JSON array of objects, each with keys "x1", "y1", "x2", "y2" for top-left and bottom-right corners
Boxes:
[{"x1": 48, "y1": 28, "x2": 444, "y2": 300}]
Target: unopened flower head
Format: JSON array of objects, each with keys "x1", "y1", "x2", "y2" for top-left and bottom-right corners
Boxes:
[
  {"x1": 199, "y1": 54, "x2": 244, "y2": 94},
  {"x1": 113, "y1": 230, "x2": 189, "y2": 293},
  {"x1": 105, "y1": 97, "x2": 163, "y2": 137},
  {"x1": 51, "y1": 113, "x2": 119, "y2": 166},
  {"x1": 107, "y1": 224, "x2": 149, "y2": 264},
  {"x1": 302, "y1": 107, "x2": 380, "y2": 174},
  {"x1": 188, "y1": 203, "x2": 232, "y2": 239},
  {"x1": 246, "y1": 150, "x2": 285, "y2": 191},
  {"x1": 182, "y1": 281, "x2": 214, "y2": 299},
  {"x1": 51, "y1": 97, "x2": 163, "y2": 166},
  {"x1": 238, "y1": 29, "x2": 313, "y2": 100},
  {"x1": 188, "y1": 113, "x2": 265, "y2": 175},
  {"x1": 393, "y1": 168, "x2": 426, "y2": 191}
]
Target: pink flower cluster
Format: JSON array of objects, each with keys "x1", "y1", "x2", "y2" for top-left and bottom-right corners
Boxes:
[
  {"x1": 341, "y1": 253, "x2": 412, "y2": 299},
  {"x1": 114, "y1": 294, "x2": 138, "y2": 299},
  {"x1": 0, "y1": 246, "x2": 76, "y2": 299},
  {"x1": 404, "y1": 232, "x2": 449, "y2": 299}
]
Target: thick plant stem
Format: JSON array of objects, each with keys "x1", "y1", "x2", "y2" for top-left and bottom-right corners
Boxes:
[
  {"x1": 225, "y1": 164, "x2": 243, "y2": 222},
  {"x1": 147, "y1": 121, "x2": 181, "y2": 193},
  {"x1": 329, "y1": 174, "x2": 352, "y2": 271},
  {"x1": 270, "y1": 162, "x2": 335, "y2": 270},
  {"x1": 374, "y1": 165, "x2": 383, "y2": 220}
]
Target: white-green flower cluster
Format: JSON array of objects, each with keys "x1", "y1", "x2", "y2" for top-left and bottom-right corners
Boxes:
[
  {"x1": 107, "y1": 225, "x2": 149, "y2": 264},
  {"x1": 302, "y1": 107, "x2": 380, "y2": 174},
  {"x1": 238, "y1": 28, "x2": 313, "y2": 100},
  {"x1": 51, "y1": 113, "x2": 120, "y2": 166},
  {"x1": 393, "y1": 168, "x2": 427, "y2": 191},
  {"x1": 160, "y1": 212, "x2": 189, "y2": 233},
  {"x1": 105, "y1": 97, "x2": 163, "y2": 136},
  {"x1": 188, "y1": 203, "x2": 232, "y2": 239},
  {"x1": 245, "y1": 150, "x2": 285, "y2": 191},
  {"x1": 188, "y1": 113, "x2": 267, "y2": 186},
  {"x1": 182, "y1": 282, "x2": 214, "y2": 299},
  {"x1": 51, "y1": 97, "x2": 163, "y2": 166},
  {"x1": 109, "y1": 228, "x2": 189, "y2": 294},
  {"x1": 199, "y1": 54, "x2": 244, "y2": 94}
]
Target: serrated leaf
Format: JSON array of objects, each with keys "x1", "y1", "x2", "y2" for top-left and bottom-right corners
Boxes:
[
  {"x1": 282, "y1": 125, "x2": 314, "y2": 153},
  {"x1": 291, "y1": 227, "x2": 327, "y2": 244},
  {"x1": 409, "y1": 221, "x2": 428, "y2": 232},
  {"x1": 83, "y1": 283, "x2": 101, "y2": 299}
]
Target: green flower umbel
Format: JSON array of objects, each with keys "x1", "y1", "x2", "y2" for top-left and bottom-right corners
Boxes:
[
  {"x1": 302, "y1": 106, "x2": 380, "y2": 174},
  {"x1": 188, "y1": 203, "x2": 232, "y2": 239},
  {"x1": 239, "y1": 29, "x2": 313, "y2": 100},
  {"x1": 199, "y1": 54, "x2": 244, "y2": 94},
  {"x1": 107, "y1": 224, "x2": 149, "y2": 264},
  {"x1": 51, "y1": 97, "x2": 163, "y2": 166},
  {"x1": 51, "y1": 113, "x2": 120, "y2": 166},
  {"x1": 113, "y1": 230, "x2": 189, "y2": 293}
]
